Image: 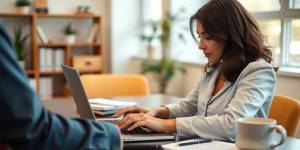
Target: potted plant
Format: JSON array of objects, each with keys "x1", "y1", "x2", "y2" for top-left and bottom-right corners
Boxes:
[
  {"x1": 160, "y1": 9, "x2": 187, "y2": 58},
  {"x1": 15, "y1": 0, "x2": 31, "y2": 14},
  {"x1": 63, "y1": 23, "x2": 77, "y2": 44},
  {"x1": 141, "y1": 58, "x2": 185, "y2": 93},
  {"x1": 14, "y1": 26, "x2": 29, "y2": 70},
  {"x1": 140, "y1": 23, "x2": 160, "y2": 60},
  {"x1": 140, "y1": 9, "x2": 187, "y2": 93}
]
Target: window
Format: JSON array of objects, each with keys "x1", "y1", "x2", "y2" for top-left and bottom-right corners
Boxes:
[
  {"x1": 170, "y1": 0, "x2": 209, "y2": 64},
  {"x1": 290, "y1": 0, "x2": 300, "y2": 8},
  {"x1": 143, "y1": 0, "x2": 162, "y2": 22},
  {"x1": 257, "y1": 20, "x2": 281, "y2": 64},
  {"x1": 239, "y1": 0, "x2": 300, "y2": 68},
  {"x1": 239, "y1": 0, "x2": 280, "y2": 12},
  {"x1": 290, "y1": 19, "x2": 300, "y2": 65},
  {"x1": 142, "y1": 0, "x2": 300, "y2": 68}
]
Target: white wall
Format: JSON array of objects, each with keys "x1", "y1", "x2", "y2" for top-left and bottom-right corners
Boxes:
[
  {"x1": 111, "y1": 0, "x2": 143, "y2": 73},
  {"x1": 129, "y1": 58, "x2": 300, "y2": 100},
  {"x1": 276, "y1": 75, "x2": 300, "y2": 99}
]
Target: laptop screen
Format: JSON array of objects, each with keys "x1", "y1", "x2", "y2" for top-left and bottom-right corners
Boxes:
[{"x1": 61, "y1": 64, "x2": 96, "y2": 120}]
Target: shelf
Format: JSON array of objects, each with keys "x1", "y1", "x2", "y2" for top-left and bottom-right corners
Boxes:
[
  {"x1": 40, "y1": 71, "x2": 64, "y2": 75},
  {"x1": 38, "y1": 43, "x2": 101, "y2": 48},
  {"x1": 0, "y1": 13, "x2": 34, "y2": 17},
  {"x1": 79, "y1": 70, "x2": 102, "y2": 74},
  {"x1": 40, "y1": 70, "x2": 101, "y2": 75},
  {"x1": 37, "y1": 13, "x2": 98, "y2": 19},
  {"x1": 52, "y1": 96, "x2": 73, "y2": 100},
  {"x1": 0, "y1": 13, "x2": 100, "y2": 19},
  {"x1": 26, "y1": 70, "x2": 35, "y2": 75},
  {"x1": 1, "y1": 12, "x2": 103, "y2": 98}
]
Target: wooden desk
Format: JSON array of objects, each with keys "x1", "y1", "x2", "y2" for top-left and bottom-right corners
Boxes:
[
  {"x1": 42, "y1": 95, "x2": 300, "y2": 150},
  {"x1": 42, "y1": 94, "x2": 181, "y2": 117},
  {"x1": 277, "y1": 136, "x2": 300, "y2": 150},
  {"x1": 113, "y1": 94, "x2": 181, "y2": 108}
]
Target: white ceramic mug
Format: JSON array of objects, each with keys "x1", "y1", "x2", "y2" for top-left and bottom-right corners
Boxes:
[{"x1": 235, "y1": 118, "x2": 287, "y2": 150}]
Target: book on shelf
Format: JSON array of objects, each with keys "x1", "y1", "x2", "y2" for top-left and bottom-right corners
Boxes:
[
  {"x1": 87, "y1": 23, "x2": 99, "y2": 44},
  {"x1": 45, "y1": 48, "x2": 54, "y2": 71},
  {"x1": 39, "y1": 77, "x2": 53, "y2": 100},
  {"x1": 36, "y1": 26, "x2": 49, "y2": 44},
  {"x1": 39, "y1": 48, "x2": 64, "y2": 71},
  {"x1": 39, "y1": 48, "x2": 47, "y2": 71},
  {"x1": 54, "y1": 49, "x2": 64, "y2": 71}
]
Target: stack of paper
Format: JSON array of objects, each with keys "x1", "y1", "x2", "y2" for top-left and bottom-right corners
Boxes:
[
  {"x1": 88, "y1": 98, "x2": 136, "y2": 116},
  {"x1": 162, "y1": 139, "x2": 237, "y2": 150}
]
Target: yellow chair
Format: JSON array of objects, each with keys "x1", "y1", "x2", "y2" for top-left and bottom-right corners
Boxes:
[
  {"x1": 80, "y1": 74, "x2": 150, "y2": 98},
  {"x1": 269, "y1": 95, "x2": 300, "y2": 137}
]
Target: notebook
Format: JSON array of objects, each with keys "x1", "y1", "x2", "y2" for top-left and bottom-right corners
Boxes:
[
  {"x1": 89, "y1": 98, "x2": 136, "y2": 115},
  {"x1": 162, "y1": 139, "x2": 237, "y2": 150},
  {"x1": 61, "y1": 64, "x2": 176, "y2": 142}
]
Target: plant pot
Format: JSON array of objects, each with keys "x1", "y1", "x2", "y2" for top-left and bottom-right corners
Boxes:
[
  {"x1": 147, "y1": 47, "x2": 155, "y2": 60},
  {"x1": 17, "y1": 6, "x2": 30, "y2": 14},
  {"x1": 65, "y1": 35, "x2": 76, "y2": 44},
  {"x1": 18, "y1": 60, "x2": 25, "y2": 70}
]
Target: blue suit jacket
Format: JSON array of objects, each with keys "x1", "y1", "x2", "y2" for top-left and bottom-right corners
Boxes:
[{"x1": 0, "y1": 21, "x2": 121, "y2": 150}]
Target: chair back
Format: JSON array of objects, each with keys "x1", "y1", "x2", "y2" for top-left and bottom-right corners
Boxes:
[
  {"x1": 80, "y1": 74, "x2": 150, "y2": 98},
  {"x1": 269, "y1": 95, "x2": 300, "y2": 137}
]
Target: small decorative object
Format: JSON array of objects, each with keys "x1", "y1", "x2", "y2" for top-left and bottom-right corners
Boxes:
[
  {"x1": 33, "y1": 0, "x2": 48, "y2": 14},
  {"x1": 15, "y1": 0, "x2": 31, "y2": 14},
  {"x1": 14, "y1": 26, "x2": 29, "y2": 70},
  {"x1": 63, "y1": 23, "x2": 77, "y2": 44},
  {"x1": 77, "y1": 5, "x2": 90, "y2": 13},
  {"x1": 76, "y1": 5, "x2": 93, "y2": 15}
]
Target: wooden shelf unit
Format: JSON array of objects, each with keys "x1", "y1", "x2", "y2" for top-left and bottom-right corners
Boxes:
[{"x1": 0, "y1": 12, "x2": 104, "y2": 99}]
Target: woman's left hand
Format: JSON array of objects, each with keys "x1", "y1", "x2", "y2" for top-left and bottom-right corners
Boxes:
[{"x1": 118, "y1": 113, "x2": 176, "y2": 133}]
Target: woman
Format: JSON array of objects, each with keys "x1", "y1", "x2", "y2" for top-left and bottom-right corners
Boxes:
[{"x1": 114, "y1": 0, "x2": 276, "y2": 141}]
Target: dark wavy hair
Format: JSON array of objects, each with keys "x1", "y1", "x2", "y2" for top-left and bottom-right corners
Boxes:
[{"x1": 190, "y1": 0, "x2": 272, "y2": 82}]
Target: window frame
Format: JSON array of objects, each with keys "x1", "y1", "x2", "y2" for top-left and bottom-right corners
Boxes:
[
  {"x1": 252, "y1": 0, "x2": 300, "y2": 68},
  {"x1": 141, "y1": 0, "x2": 300, "y2": 69}
]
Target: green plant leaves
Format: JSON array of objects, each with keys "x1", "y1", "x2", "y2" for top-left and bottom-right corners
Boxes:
[
  {"x1": 141, "y1": 58, "x2": 186, "y2": 93},
  {"x1": 63, "y1": 23, "x2": 77, "y2": 35},
  {"x1": 14, "y1": 26, "x2": 29, "y2": 60},
  {"x1": 15, "y1": 0, "x2": 31, "y2": 6}
]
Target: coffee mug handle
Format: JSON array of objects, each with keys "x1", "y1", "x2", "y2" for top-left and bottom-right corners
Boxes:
[{"x1": 271, "y1": 125, "x2": 287, "y2": 149}]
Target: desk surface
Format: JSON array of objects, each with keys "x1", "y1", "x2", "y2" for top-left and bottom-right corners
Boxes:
[
  {"x1": 42, "y1": 94, "x2": 300, "y2": 150},
  {"x1": 42, "y1": 94, "x2": 181, "y2": 117}
]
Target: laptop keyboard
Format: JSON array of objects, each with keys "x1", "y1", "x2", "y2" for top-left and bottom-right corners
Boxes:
[
  {"x1": 121, "y1": 127, "x2": 153, "y2": 135},
  {"x1": 104, "y1": 119, "x2": 121, "y2": 124},
  {"x1": 97, "y1": 117, "x2": 152, "y2": 134},
  {"x1": 96, "y1": 117, "x2": 123, "y2": 124}
]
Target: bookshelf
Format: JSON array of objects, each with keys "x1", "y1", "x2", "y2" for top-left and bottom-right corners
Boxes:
[{"x1": 0, "y1": 13, "x2": 104, "y2": 99}]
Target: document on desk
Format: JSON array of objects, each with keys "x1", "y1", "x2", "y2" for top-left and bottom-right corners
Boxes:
[
  {"x1": 162, "y1": 139, "x2": 238, "y2": 150},
  {"x1": 88, "y1": 98, "x2": 137, "y2": 115},
  {"x1": 89, "y1": 98, "x2": 136, "y2": 108}
]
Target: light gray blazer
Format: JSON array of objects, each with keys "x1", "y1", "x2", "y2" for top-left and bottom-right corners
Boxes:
[{"x1": 165, "y1": 58, "x2": 276, "y2": 141}]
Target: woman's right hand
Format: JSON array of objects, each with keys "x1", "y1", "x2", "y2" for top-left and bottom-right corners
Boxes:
[{"x1": 113, "y1": 105, "x2": 150, "y2": 117}]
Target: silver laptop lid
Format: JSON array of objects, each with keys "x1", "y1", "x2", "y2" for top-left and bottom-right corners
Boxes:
[
  {"x1": 61, "y1": 64, "x2": 96, "y2": 120},
  {"x1": 61, "y1": 65, "x2": 176, "y2": 142}
]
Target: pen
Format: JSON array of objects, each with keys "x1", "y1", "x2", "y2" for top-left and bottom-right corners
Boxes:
[{"x1": 178, "y1": 138, "x2": 212, "y2": 146}]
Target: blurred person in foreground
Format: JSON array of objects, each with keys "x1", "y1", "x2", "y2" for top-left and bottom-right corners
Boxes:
[{"x1": 0, "y1": 21, "x2": 121, "y2": 150}]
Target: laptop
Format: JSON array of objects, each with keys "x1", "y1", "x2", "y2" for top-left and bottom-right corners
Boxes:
[{"x1": 61, "y1": 64, "x2": 176, "y2": 142}]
